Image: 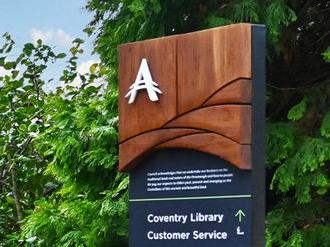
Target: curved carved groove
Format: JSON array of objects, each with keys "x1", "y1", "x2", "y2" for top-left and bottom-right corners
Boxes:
[
  {"x1": 202, "y1": 79, "x2": 252, "y2": 106},
  {"x1": 118, "y1": 77, "x2": 251, "y2": 144},
  {"x1": 119, "y1": 128, "x2": 203, "y2": 171},
  {"x1": 156, "y1": 133, "x2": 251, "y2": 170},
  {"x1": 176, "y1": 25, "x2": 252, "y2": 114},
  {"x1": 164, "y1": 105, "x2": 251, "y2": 144},
  {"x1": 121, "y1": 103, "x2": 251, "y2": 145}
]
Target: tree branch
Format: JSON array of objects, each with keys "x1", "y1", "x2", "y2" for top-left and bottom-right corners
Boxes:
[{"x1": 8, "y1": 154, "x2": 23, "y2": 223}]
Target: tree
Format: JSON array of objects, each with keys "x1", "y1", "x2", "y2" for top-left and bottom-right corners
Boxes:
[
  {"x1": 85, "y1": 0, "x2": 330, "y2": 246},
  {"x1": 20, "y1": 40, "x2": 128, "y2": 246},
  {"x1": 0, "y1": 34, "x2": 64, "y2": 245},
  {"x1": 0, "y1": 35, "x2": 127, "y2": 247},
  {"x1": 1, "y1": 0, "x2": 329, "y2": 246}
]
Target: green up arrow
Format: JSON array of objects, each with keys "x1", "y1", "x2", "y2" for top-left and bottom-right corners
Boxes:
[{"x1": 235, "y1": 210, "x2": 246, "y2": 222}]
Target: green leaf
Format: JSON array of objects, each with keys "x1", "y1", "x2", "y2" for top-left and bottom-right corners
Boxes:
[
  {"x1": 83, "y1": 27, "x2": 95, "y2": 36},
  {"x1": 6, "y1": 196, "x2": 15, "y2": 205},
  {"x1": 286, "y1": 231, "x2": 303, "y2": 247},
  {"x1": 204, "y1": 14, "x2": 232, "y2": 28},
  {"x1": 70, "y1": 47, "x2": 78, "y2": 55},
  {"x1": 266, "y1": 0, "x2": 297, "y2": 45},
  {"x1": 23, "y1": 43, "x2": 35, "y2": 56},
  {"x1": 89, "y1": 63, "x2": 98, "y2": 74},
  {"x1": 56, "y1": 53, "x2": 67, "y2": 59},
  {"x1": 72, "y1": 38, "x2": 84, "y2": 44},
  {"x1": 11, "y1": 70, "x2": 19, "y2": 79},
  {"x1": 0, "y1": 56, "x2": 5, "y2": 65},
  {"x1": 267, "y1": 122, "x2": 295, "y2": 167},
  {"x1": 322, "y1": 46, "x2": 330, "y2": 62},
  {"x1": 3, "y1": 61, "x2": 16, "y2": 70},
  {"x1": 233, "y1": 0, "x2": 260, "y2": 22},
  {"x1": 128, "y1": 0, "x2": 145, "y2": 15},
  {"x1": 287, "y1": 98, "x2": 307, "y2": 121},
  {"x1": 321, "y1": 111, "x2": 330, "y2": 138}
]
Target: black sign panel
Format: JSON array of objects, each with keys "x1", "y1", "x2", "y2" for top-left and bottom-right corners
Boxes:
[{"x1": 130, "y1": 149, "x2": 252, "y2": 247}]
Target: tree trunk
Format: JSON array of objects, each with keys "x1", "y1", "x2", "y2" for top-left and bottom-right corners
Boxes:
[{"x1": 9, "y1": 160, "x2": 23, "y2": 223}]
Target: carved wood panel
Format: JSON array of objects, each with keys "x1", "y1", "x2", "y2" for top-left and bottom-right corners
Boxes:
[
  {"x1": 119, "y1": 24, "x2": 253, "y2": 171},
  {"x1": 119, "y1": 36, "x2": 177, "y2": 142}
]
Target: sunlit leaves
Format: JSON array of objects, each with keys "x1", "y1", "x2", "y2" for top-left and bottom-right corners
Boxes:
[
  {"x1": 16, "y1": 36, "x2": 126, "y2": 246},
  {"x1": 0, "y1": 35, "x2": 64, "y2": 244}
]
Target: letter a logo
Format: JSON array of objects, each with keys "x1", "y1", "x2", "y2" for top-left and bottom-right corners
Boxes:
[{"x1": 125, "y1": 58, "x2": 162, "y2": 104}]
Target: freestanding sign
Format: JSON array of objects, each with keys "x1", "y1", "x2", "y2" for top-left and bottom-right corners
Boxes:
[{"x1": 119, "y1": 24, "x2": 265, "y2": 246}]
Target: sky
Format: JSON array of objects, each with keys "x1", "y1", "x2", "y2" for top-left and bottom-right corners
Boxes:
[{"x1": 0, "y1": 0, "x2": 99, "y2": 90}]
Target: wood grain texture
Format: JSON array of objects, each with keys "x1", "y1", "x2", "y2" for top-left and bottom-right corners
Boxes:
[
  {"x1": 119, "y1": 128, "x2": 202, "y2": 171},
  {"x1": 119, "y1": 36, "x2": 177, "y2": 142},
  {"x1": 119, "y1": 24, "x2": 253, "y2": 171},
  {"x1": 203, "y1": 79, "x2": 252, "y2": 106},
  {"x1": 176, "y1": 24, "x2": 252, "y2": 114},
  {"x1": 165, "y1": 105, "x2": 251, "y2": 144},
  {"x1": 157, "y1": 133, "x2": 251, "y2": 169}
]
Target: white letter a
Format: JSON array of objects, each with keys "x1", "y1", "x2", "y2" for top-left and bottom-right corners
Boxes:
[{"x1": 125, "y1": 58, "x2": 162, "y2": 104}]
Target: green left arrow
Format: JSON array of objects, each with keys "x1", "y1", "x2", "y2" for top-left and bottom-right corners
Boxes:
[{"x1": 235, "y1": 210, "x2": 246, "y2": 222}]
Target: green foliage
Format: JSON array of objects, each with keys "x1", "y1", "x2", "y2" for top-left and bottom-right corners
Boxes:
[
  {"x1": 21, "y1": 194, "x2": 127, "y2": 247},
  {"x1": 18, "y1": 43, "x2": 128, "y2": 246},
  {"x1": 0, "y1": 31, "x2": 127, "y2": 246},
  {"x1": 85, "y1": 0, "x2": 298, "y2": 65},
  {"x1": 323, "y1": 46, "x2": 330, "y2": 63},
  {"x1": 0, "y1": 33, "x2": 63, "y2": 245},
  {"x1": 85, "y1": 1, "x2": 330, "y2": 245},
  {"x1": 266, "y1": 199, "x2": 330, "y2": 247},
  {"x1": 321, "y1": 111, "x2": 330, "y2": 138},
  {"x1": 267, "y1": 122, "x2": 295, "y2": 167},
  {"x1": 232, "y1": 0, "x2": 260, "y2": 23},
  {"x1": 287, "y1": 98, "x2": 307, "y2": 121},
  {"x1": 203, "y1": 14, "x2": 232, "y2": 29},
  {"x1": 0, "y1": 0, "x2": 329, "y2": 246},
  {"x1": 271, "y1": 137, "x2": 330, "y2": 203},
  {"x1": 265, "y1": 0, "x2": 297, "y2": 45}
]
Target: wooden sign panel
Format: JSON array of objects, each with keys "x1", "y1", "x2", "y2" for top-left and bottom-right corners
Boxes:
[{"x1": 119, "y1": 24, "x2": 265, "y2": 246}]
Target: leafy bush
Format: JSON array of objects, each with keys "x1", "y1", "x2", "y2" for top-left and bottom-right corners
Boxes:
[{"x1": 1, "y1": 0, "x2": 329, "y2": 246}]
